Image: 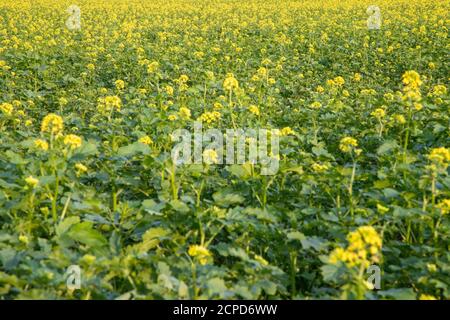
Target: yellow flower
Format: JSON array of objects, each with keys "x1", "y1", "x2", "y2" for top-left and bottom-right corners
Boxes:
[
  {"x1": 81, "y1": 254, "x2": 96, "y2": 264},
  {"x1": 86, "y1": 63, "x2": 95, "y2": 71},
  {"x1": 188, "y1": 244, "x2": 212, "y2": 265},
  {"x1": 138, "y1": 136, "x2": 153, "y2": 145},
  {"x1": 371, "y1": 108, "x2": 386, "y2": 118},
  {"x1": 75, "y1": 163, "x2": 88, "y2": 173},
  {"x1": 329, "y1": 226, "x2": 382, "y2": 268},
  {"x1": 19, "y1": 235, "x2": 29, "y2": 245},
  {"x1": 339, "y1": 136, "x2": 358, "y2": 153},
  {"x1": 334, "y1": 76, "x2": 345, "y2": 86},
  {"x1": 41, "y1": 114, "x2": 64, "y2": 135},
  {"x1": 25, "y1": 176, "x2": 39, "y2": 188},
  {"x1": 436, "y1": 199, "x2": 450, "y2": 215},
  {"x1": 428, "y1": 147, "x2": 450, "y2": 168},
  {"x1": 179, "y1": 107, "x2": 191, "y2": 119},
  {"x1": 310, "y1": 101, "x2": 322, "y2": 109},
  {"x1": 353, "y1": 73, "x2": 362, "y2": 82},
  {"x1": 316, "y1": 86, "x2": 325, "y2": 93},
  {"x1": 63, "y1": 134, "x2": 82, "y2": 149},
  {"x1": 249, "y1": 105, "x2": 260, "y2": 115},
  {"x1": 329, "y1": 247, "x2": 347, "y2": 264},
  {"x1": 429, "y1": 84, "x2": 447, "y2": 97},
  {"x1": 0, "y1": 102, "x2": 13, "y2": 116},
  {"x1": 34, "y1": 139, "x2": 49, "y2": 151},
  {"x1": 58, "y1": 97, "x2": 68, "y2": 106},
  {"x1": 203, "y1": 149, "x2": 219, "y2": 164},
  {"x1": 311, "y1": 162, "x2": 328, "y2": 173},
  {"x1": 115, "y1": 79, "x2": 125, "y2": 90},
  {"x1": 223, "y1": 73, "x2": 239, "y2": 91},
  {"x1": 377, "y1": 203, "x2": 389, "y2": 214},
  {"x1": 384, "y1": 93, "x2": 394, "y2": 101},
  {"x1": 257, "y1": 67, "x2": 268, "y2": 77},
  {"x1": 198, "y1": 111, "x2": 221, "y2": 124},
  {"x1": 168, "y1": 114, "x2": 178, "y2": 121},
  {"x1": 402, "y1": 90, "x2": 422, "y2": 102},
  {"x1": 413, "y1": 103, "x2": 423, "y2": 111},
  {"x1": 254, "y1": 254, "x2": 269, "y2": 266},
  {"x1": 147, "y1": 61, "x2": 159, "y2": 73},
  {"x1": 402, "y1": 70, "x2": 422, "y2": 90},
  {"x1": 165, "y1": 85, "x2": 174, "y2": 95},
  {"x1": 97, "y1": 96, "x2": 122, "y2": 113},
  {"x1": 419, "y1": 294, "x2": 437, "y2": 300},
  {"x1": 280, "y1": 127, "x2": 295, "y2": 136}
]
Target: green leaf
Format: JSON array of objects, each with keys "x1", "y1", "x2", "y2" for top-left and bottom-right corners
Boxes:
[
  {"x1": 117, "y1": 142, "x2": 150, "y2": 156},
  {"x1": 377, "y1": 140, "x2": 398, "y2": 155},
  {"x1": 207, "y1": 278, "x2": 227, "y2": 296},
  {"x1": 66, "y1": 222, "x2": 107, "y2": 248},
  {"x1": 136, "y1": 227, "x2": 169, "y2": 253},
  {"x1": 213, "y1": 191, "x2": 245, "y2": 207},
  {"x1": 169, "y1": 199, "x2": 190, "y2": 213},
  {"x1": 286, "y1": 231, "x2": 306, "y2": 241},
  {"x1": 227, "y1": 164, "x2": 252, "y2": 179},
  {"x1": 56, "y1": 216, "x2": 80, "y2": 237},
  {"x1": 301, "y1": 236, "x2": 327, "y2": 251},
  {"x1": 141, "y1": 199, "x2": 165, "y2": 215},
  {"x1": 73, "y1": 140, "x2": 99, "y2": 157},
  {"x1": 378, "y1": 288, "x2": 416, "y2": 300}
]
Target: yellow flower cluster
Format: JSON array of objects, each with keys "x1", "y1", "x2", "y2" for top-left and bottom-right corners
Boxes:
[
  {"x1": 198, "y1": 111, "x2": 221, "y2": 124},
  {"x1": 175, "y1": 74, "x2": 189, "y2": 91},
  {"x1": 311, "y1": 162, "x2": 329, "y2": 173},
  {"x1": 327, "y1": 76, "x2": 345, "y2": 87},
  {"x1": 115, "y1": 79, "x2": 125, "y2": 90},
  {"x1": 249, "y1": 105, "x2": 260, "y2": 115},
  {"x1": 428, "y1": 84, "x2": 447, "y2": 97},
  {"x1": 203, "y1": 149, "x2": 219, "y2": 164},
  {"x1": 41, "y1": 114, "x2": 64, "y2": 135},
  {"x1": 147, "y1": 61, "x2": 159, "y2": 74},
  {"x1": 188, "y1": 244, "x2": 212, "y2": 265},
  {"x1": 310, "y1": 101, "x2": 322, "y2": 109},
  {"x1": 436, "y1": 199, "x2": 450, "y2": 215},
  {"x1": 419, "y1": 294, "x2": 437, "y2": 300},
  {"x1": 97, "y1": 95, "x2": 122, "y2": 113},
  {"x1": 427, "y1": 147, "x2": 450, "y2": 169},
  {"x1": 402, "y1": 70, "x2": 422, "y2": 104},
  {"x1": 223, "y1": 73, "x2": 239, "y2": 91},
  {"x1": 138, "y1": 136, "x2": 153, "y2": 145},
  {"x1": 179, "y1": 107, "x2": 191, "y2": 119},
  {"x1": 25, "y1": 176, "x2": 39, "y2": 188},
  {"x1": 63, "y1": 134, "x2": 82, "y2": 149},
  {"x1": 402, "y1": 70, "x2": 423, "y2": 90},
  {"x1": 34, "y1": 139, "x2": 49, "y2": 151},
  {"x1": 371, "y1": 108, "x2": 386, "y2": 119},
  {"x1": 165, "y1": 85, "x2": 174, "y2": 95},
  {"x1": 339, "y1": 137, "x2": 360, "y2": 154},
  {"x1": 329, "y1": 226, "x2": 382, "y2": 268},
  {"x1": 280, "y1": 127, "x2": 295, "y2": 136},
  {"x1": 0, "y1": 102, "x2": 13, "y2": 116},
  {"x1": 75, "y1": 163, "x2": 88, "y2": 173}
]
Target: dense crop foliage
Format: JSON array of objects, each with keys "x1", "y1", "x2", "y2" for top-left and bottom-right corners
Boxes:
[{"x1": 0, "y1": 0, "x2": 449, "y2": 300}]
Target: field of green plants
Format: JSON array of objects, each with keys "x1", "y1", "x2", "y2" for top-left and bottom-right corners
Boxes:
[{"x1": 0, "y1": 0, "x2": 449, "y2": 299}]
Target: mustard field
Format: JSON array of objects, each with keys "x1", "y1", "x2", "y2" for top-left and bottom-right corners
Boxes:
[{"x1": 0, "y1": 0, "x2": 449, "y2": 299}]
